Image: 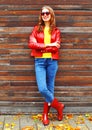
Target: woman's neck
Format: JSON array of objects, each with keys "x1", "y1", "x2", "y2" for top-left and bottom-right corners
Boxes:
[{"x1": 44, "y1": 21, "x2": 50, "y2": 27}]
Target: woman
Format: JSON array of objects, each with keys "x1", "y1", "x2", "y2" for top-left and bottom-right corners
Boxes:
[{"x1": 28, "y1": 6, "x2": 64, "y2": 125}]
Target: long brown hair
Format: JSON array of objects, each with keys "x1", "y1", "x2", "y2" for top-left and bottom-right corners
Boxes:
[{"x1": 37, "y1": 6, "x2": 56, "y2": 33}]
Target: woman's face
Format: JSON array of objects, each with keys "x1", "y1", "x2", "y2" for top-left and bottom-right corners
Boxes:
[{"x1": 41, "y1": 8, "x2": 51, "y2": 22}]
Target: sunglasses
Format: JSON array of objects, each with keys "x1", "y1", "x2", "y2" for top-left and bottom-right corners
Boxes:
[{"x1": 41, "y1": 12, "x2": 50, "y2": 16}]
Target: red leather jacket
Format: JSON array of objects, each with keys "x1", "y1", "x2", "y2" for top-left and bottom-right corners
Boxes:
[{"x1": 28, "y1": 26, "x2": 61, "y2": 59}]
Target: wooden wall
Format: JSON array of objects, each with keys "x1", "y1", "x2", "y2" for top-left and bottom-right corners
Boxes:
[{"x1": 0, "y1": 0, "x2": 92, "y2": 114}]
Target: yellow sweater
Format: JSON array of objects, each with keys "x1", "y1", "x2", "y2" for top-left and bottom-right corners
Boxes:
[{"x1": 42, "y1": 27, "x2": 52, "y2": 58}]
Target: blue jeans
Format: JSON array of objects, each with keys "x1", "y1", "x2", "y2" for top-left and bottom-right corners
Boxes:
[{"x1": 35, "y1": 58, "x2": 58, "y2": 103}]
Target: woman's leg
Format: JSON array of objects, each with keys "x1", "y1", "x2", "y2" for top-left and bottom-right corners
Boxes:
[
  {"x1": 46, "y1": 59, "x2": 58, "y2": 98},
  {"x1": 35, "y1": 58, "x2": 54, "y2": 102},
  {"x1": 46, "y1": 59, "x2": 64, "y2": 121},
  {"x1": 35, "y1": 58, "x2": 54, "y2": 125}
]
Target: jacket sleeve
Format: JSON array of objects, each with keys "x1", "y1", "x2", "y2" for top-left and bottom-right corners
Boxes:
[
  {"x1": 56, "y1": 29, "x2": 61, "y2": 45},
  {"x1": 28, "y1": 27, "x2": 45, "y2": 50}
]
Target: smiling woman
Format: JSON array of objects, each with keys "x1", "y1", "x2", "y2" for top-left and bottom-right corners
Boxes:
[
  {"x1": 0, "y1": 0, "x2": 92, "y2": 125},
  {"x1": 28, "y1": 5, "x2": 64, "y2": 125}
]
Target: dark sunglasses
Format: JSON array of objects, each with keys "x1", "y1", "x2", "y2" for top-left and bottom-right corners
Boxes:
[{"x1": 41, "y1": 12, "x2": 50, "y2": 16}]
